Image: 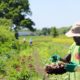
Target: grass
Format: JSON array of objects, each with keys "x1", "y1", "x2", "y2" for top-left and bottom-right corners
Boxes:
[
  {"x1": 0, "y1": 35, "x2": 74, "y2": 80},
  {"x1": 18, "y1": 35, "x2": 74, "y2": 80}
]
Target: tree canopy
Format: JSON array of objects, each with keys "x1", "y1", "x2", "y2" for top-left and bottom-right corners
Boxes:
[{"x1": 0, "y1": 0, "x2": 35, "y2": 31}]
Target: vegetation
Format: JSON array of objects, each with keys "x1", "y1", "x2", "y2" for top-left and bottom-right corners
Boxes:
[
  {"x1": 0, "y1": 0, "x2": 75, "y2": 80},
  {"x1": 0, "y1": 0, "x2": 35, "y2": 40},
  {"x1": 0, "y1": 0, "x2": 35, "y2": 30},
  {"x1": 36, "y1": 26, "x2": 70, "y2": 37},
  {"x1": 0, "y1": 28, "x2": 74, "y2": 79},
  {"x1": 50, "y1": 27, "x2": 59, "y2": 37}
]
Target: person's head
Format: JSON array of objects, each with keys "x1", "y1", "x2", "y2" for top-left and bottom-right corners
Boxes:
[{"x1": 65, "y1": 22, "x2": 80, "y2": 45}]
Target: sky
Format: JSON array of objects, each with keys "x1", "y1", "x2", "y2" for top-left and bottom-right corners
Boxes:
[{"x1": 29, "y1": 0, "x2": 80, "y2": 29}]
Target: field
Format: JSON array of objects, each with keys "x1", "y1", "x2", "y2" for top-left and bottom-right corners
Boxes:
[
  {"x1": 0, "y1": 35, "x2": 74, "y2": 80},
  {"x1": 18, "y1": 35, "x2": 73, "y2": 80}
]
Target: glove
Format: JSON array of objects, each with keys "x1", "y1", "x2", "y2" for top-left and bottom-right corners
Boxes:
[
  {"x1": 50, "y1": 54, "x2": 61, "y2": 62},
  {"x1": 65, "y1": 62, "x2": 77, "y2": 72}
]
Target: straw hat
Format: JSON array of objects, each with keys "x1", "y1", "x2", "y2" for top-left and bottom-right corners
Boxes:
[{"x1": 65, "y1": 22, "x2": 80, "y2": 37}]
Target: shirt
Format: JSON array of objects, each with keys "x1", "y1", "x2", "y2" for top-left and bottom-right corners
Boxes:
[{"x1": 68, "y1": 42, "x2": 80, "y2": 80}]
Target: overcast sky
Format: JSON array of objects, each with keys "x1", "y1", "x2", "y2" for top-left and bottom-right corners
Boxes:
[{"x1": 29, "y1": 0, "x2": 80, "y2": 29}]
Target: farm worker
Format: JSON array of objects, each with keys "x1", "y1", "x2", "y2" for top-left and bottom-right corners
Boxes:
[
  {"x1": 29, "y1": 38, "x2": 32, "y2": 46},
  {"x1": 15, "y1": 31, "x2": 19, "y2": 39},
  {"x1": 23, "y1": 37, "x2": 26, "y2": 43},
  {"x1": 65, "y1": 22, "x2": 80, "y2": 80}
]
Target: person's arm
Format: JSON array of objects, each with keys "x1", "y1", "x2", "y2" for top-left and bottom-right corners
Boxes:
[{"x1": 50, "y1": 53, "x2": 71, "y2": 63}]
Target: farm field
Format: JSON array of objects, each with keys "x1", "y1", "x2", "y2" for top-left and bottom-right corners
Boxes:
[
  {"x1": 18, "y1": 35, "x2": 74, "y2": 80},
  {"x1": 0, "y1": 35, "x2": 74, "y2": 80}
]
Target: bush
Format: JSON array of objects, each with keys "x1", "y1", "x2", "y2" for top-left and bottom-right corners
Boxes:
[{"x1": 0, "y1": 26, "x2": 14, "y2": 43}]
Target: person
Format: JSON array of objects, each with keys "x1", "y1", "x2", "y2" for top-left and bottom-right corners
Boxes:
[
  {"x1": 29, "y1": 38, "x2": 32, "y2": 46},
  {"x1": 15, "y1": 31, "x2": 19, "y2": 39},
  {"x1": 45, "y1": 54, "x2": 80, "y2": 75},
  {"x1": 65, "y1": 22, "x2": 80, "y2": 80},
  {"x1": 23, "y1": 37, "x2": 26, "y2": 43}
]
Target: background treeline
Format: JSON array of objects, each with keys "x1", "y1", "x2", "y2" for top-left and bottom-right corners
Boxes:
[{"x1": 35, "y1": 26, "x2": 71, "y2": 37}]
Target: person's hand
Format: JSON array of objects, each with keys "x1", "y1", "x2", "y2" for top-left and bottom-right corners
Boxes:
[{"x1": 50, "y1": 54, "x2": 61, "y2": 62}]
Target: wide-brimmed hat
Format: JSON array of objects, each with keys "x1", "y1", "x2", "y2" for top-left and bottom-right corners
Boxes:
[{"x1": 65, "y1": 22, "x2": 80, "y2": 37}]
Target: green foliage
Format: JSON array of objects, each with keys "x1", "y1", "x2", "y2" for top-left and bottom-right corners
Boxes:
[
  {"x1": 20, "y1": 18, "x2": 35, "y2": 31},
  {"x1": 50, "y1": 27, "x2": 58, "y2": 37},
  {"x1": 16, "y1": 70, "x2": 31, "y2": 80},
  {"x1": 0, "y1": 18, "x2": 12, "y2": 27},
  {"x1": 41, "y1": 28, "x2": 50, "y2": 35},
  {"x1": 0, "y1": 60, "x2": 6, "y2": 75},
  {"x1": 0, "y1": 0, "x2": 35, "y2": 31},
  {"x1": 0, "y1": 18, "x2": 36, "y2": 80},
  {"x1": 12, "y1": 40, "x2": 20, "y2": 50},
  {"x1": 57, "y1": 26, "x2": 71, "y2": 34},
  {"x1": 0, "y1": 26, "x2": 14, "y2": 43}
]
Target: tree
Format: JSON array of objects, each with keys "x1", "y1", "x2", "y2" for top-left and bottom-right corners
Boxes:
[
  {"x1": 50, "y1": 27, "x2": 58, "y2": 37},
  {"x1": 0, "y1": 18, "x2": 12, "y2": 27},
  {"x1": 41, "y1": 28, "x2": 48, "y2": 35},
  {"x1": 47, "y1": 28, "x2": 51, "y2": 35},
  {"x1": 41, "y1": 28, "x2": 51, "y2": 35},
  {"x1": 57, "y1": 26, "x2": 71, "y2": 35},
  {"x1": 0, "y1": 0, "x2": 35, "y2": 39}
]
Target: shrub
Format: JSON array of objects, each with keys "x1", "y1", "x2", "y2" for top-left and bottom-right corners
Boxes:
[{"x1": 0, "y1": 26, "x2": 14, "y2": 43}]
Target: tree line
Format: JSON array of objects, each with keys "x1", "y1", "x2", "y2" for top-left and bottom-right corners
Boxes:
[{"x1": 35, "y1": 26, "x2": 71, "y2": 37}]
